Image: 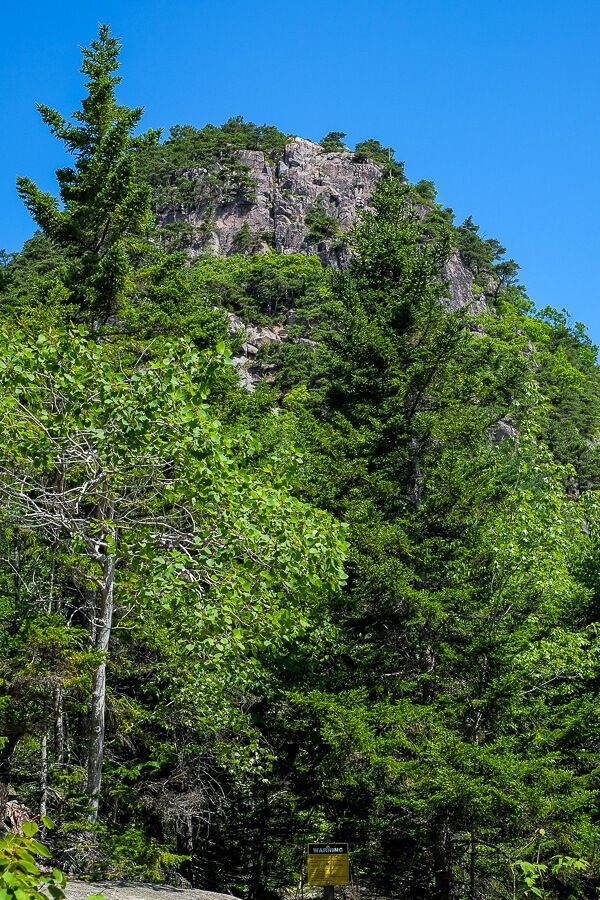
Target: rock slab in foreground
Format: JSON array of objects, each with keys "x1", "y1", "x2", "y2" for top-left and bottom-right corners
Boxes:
[{"x1": 66, "y1": 881, "x2": 239, "y2": 900}]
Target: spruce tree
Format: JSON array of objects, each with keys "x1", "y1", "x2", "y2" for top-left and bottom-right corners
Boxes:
[
  {"x1": 262, "y1": 179, "x2": 599, "y2": 899},
  {"x1": 16, "y1": 25, "x2": 159, "y2": 322}
]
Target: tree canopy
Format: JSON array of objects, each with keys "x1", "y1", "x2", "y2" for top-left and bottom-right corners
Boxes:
[{"x1": 3, "y1": 23, "x2": 600, "y2": 900}]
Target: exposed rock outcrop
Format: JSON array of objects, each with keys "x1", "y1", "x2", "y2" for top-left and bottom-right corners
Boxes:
[
  {"x1": 442, "y1": 253, "x2": 488, "y2": 315},
  {"x1": 273, "y1": 138, "x2": 381, "y2": 266},
  {"x1": 158, "y1": 138, "x2": 493, "y2": 316},
  {"x1": 157, "y1": 138, "x2": 382, "y2": 268},
  {"x1": 226, "y1": 312, "x2": 290, "y2": 391},
  {"x1": 160, "y1": 137, "x2": 493, "y2": 392},
  {"x1": 164, "y1": 149, "x2": 274, "y2": 258},
  {"x1": 65, "y1": 881, "x2": 239, "y2": 900},
  {"x1": 489, "y1": 416, "x2": 519, "y2": 444}
]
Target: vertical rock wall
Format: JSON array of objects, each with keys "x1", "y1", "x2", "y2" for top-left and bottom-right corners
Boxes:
[{"x1": 157, "y1": 137, "x2": 488, "y2": 315}]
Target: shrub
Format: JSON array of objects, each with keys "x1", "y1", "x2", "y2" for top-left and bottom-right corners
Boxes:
[{"x1": 0, "y1": 819, "x2": 66, "y2": 900}]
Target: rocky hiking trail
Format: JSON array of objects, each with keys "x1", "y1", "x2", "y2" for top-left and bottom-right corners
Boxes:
[{"x1": 65, "y1": 882, "x2": 239, "y2": 900}]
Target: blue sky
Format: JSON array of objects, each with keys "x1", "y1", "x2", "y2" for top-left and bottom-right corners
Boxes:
[{"x1": 2, "y1": 1, "x2": 600, "y2": 342}]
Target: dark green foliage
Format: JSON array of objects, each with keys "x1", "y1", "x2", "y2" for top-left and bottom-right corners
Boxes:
[
  {"x1": 455, "y1": 215, "x2": 520, "y2": 293},
  {"x1": 498, "y1": 298, "x2": 600, "y2": 490},
  {"x1": 455, "y1": 215, "x2": 500, "y2": 272},
  {"x1": 319, "y1": 132, "x2": 347, "y2": 152},
  {"x1": 0, "y1": 234, "x2": 73, "y2": 327},
  {"x1": 16, "y1": 25, "x2": 159, "y2": 322},
  {"x1": 137, "y1": 118, "x2": 291, "y2": 211},
  {"x1": 413, "y1": 179, "x2": 438, "y2": 202},
  {"x1": 141, "y1": 117, "x2": 290, "y2": 172},
  {"x1": 121, "y1": 250, "x2": 232, "y2": 349},
  {"x1": 4, "y1": 27, "x2": 600, "y2": 897},
  {"x1": 186, "y1": 251, "x2": 327, "y2": 325},
  {"x1": 249, "y1": 179, "x2": 600, "y2": 899},
  {"x1": 353, "y1": 138, "x2": 405, "y2": 177},
  {"x1": 304, "y1": 200, "x2": 340, "y2": 245},
  {"x1": 0, "y1": 252, "x2": 12, "y2": 293},
  {"x1": 231, "y1": 223, "x2": 275, "y2": 255}
]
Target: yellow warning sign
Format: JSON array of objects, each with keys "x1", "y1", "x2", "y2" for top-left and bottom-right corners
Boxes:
[{"x1": 307, "y1": 843, "x2": 349, "y2": 886}]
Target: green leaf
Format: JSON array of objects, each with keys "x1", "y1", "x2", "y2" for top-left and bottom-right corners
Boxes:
[{"x1": 29, "y1": 839, "x2": 52, "y2": 858}]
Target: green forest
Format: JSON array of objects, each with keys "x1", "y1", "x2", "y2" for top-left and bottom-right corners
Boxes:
[{"x1": 2, "y1": 26, "x2": 600, "y2": 900}]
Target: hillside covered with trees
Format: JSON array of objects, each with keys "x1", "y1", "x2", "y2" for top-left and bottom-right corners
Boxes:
[{"x1": 2, "y1": 26, "x2": 600, "y2": 900}]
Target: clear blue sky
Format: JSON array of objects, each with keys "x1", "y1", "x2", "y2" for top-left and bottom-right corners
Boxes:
[{"x1": 2, "y1": 1, "x2": 600, "y2": 342}]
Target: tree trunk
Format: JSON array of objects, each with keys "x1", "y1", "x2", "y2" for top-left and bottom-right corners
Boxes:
[
  {"x1": 40, "y1": 731, "x2": 48, "y2": 819},
  {"x1": 408, "y1": 436, "x2": 423, "y2": 510},
  {"x1": 86, "y1": 541, "x2": 115, "y2": 821},
  {"x1": 177, "y1": 817, "x2": 194, "y2": 886},
  {"x1": 54, "y1": 683, "x2": 64, "y2": 764},
  {"x1": 0, "y1": 736, "x2": 16, "y2": 836},
  {"x1": 469, "y1": 823, "x2": 478, "y2": 899},
  {"x1": 432, "y1": 822, "x2": 453, "y2": 900}
]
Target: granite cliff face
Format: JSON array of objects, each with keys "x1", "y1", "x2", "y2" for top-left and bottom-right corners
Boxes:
[
  {"x1": 157, "y1": 137, "x2": 381, "y2": 269},
  {"x1": 272, "y1": 138, "x2": 380, "y2": 266},
  {"x1": 157, "y1": 137, "x2": 487, "y2": 316},
  {"x1": 156, "y1": 137, "x2": 491, "y2": 391}
]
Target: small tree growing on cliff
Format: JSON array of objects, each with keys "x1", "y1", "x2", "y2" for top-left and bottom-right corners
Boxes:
[
  {"x1": 16, "y1": 25, "x2": 159, "y2": 322},
  {"x1": 319, "y1": 131, "x2": 347, "y2": 152}
]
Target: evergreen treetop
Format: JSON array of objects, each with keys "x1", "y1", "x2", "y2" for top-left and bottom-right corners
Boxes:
[{"x1": 16, "y1": 25, "x2": 160, "y2": 321}]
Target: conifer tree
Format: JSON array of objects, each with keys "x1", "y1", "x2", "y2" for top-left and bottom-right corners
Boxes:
[
  {"x1": 265, "y1": 179, "x2": 599, "y2": 899},
  {"x1": 16, "y1": 25, "x2": 159, "y2": 322}
]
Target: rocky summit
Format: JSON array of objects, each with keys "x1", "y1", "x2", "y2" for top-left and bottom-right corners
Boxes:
[{"x1": 157, "y1": 137, "x2": 486, "y2": 316}]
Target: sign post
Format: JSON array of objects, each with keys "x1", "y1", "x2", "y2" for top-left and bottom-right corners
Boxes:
[{"x1": 307, "y1": 843, "x2": 350, "y2": 898}]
